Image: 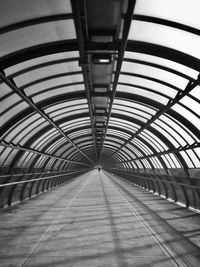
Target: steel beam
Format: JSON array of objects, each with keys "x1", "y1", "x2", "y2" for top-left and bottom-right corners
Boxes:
[
  {"x1": 71, "y1": 0, "x2": 98, "y2": 161},
  {"x1": 0, "y1": 142, "x2": 90, "y2": 166},
  {"x1": 98, "y1": 0, "x2": 137, "y2": 160},
  {"x1": 133, "y1": 15, "x2": 200, "y2": 36},
  {"x1": 105, "y1": 75, "x2": 200, "y2": 161},
  {"x1": 1, "y1": 40, "x2": 200, "y2": 71},
  {"x1": 105, "y1": 141, "x2": 200, "y2": 166},
  {"x1": 0, "y1": 14, "x2": 73, "y2": 34},
  {"x1": 0, "y1": 71, "x2": 94, "y2": 165}
]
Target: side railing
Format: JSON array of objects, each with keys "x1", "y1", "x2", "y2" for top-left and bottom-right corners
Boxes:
[
  {"x1": 106, "y1": 168, "x2": 200, "y2": 212},
  {"x1": 0, "y1": 169, "x2": 90, "y2": 208}
]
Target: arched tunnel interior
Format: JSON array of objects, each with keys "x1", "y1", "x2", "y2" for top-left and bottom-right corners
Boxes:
[
  {"x1": 1, "y1": 1, "x2": 200, "y2": 265},
  {"x1": 1, "y1": 0, "x2": 200, "y2": 211}
]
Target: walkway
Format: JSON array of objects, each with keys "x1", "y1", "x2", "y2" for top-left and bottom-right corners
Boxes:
[{"x1": 0, "y1": 170, "x2": 200, "y2": 267}]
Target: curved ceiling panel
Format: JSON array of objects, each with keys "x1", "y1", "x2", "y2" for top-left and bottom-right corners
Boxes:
[{"x1": 0, "y1": 0, "x2": 200, "y2": 204}]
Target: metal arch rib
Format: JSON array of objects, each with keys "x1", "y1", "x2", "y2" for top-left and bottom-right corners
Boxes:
[
  {"x1": 0, "y1": 142, "x2": 91, "y2": 166},
  {"x1": 0, "y1": 71, "x2": 94, "y2": 165},
  {"x1": 103, "y1": 75, "x2": 200, "y2": 162}
]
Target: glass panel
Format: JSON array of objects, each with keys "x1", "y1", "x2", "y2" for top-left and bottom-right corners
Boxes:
[
  {"x1": 143, "y1": 129, "x2": 168, "y2": 150},
  {"x1": 129, "y1": 147, "x2": 143, "y2": 157},
  {"x1": 51, "y1": 140, "x2": 72, "y2": 154},
  {"x1": 0, "y1": 0, "x2": 72, "y2": 27},
  {"x1": 61, "y1": 117, "x2": 90, "y2": 127},
  {"x1": 165, "y1": 154, "x2": 176, "y2": 168},
  {"x1": 105, "y1": 136, "x2": 124, "y2": 145},
  {"x1": 135, "y1": 0, "x2": 200, "y2": 30},
  {"x1": 45, "y1": 99, "x2": 87, "y2": 113},
  {"x1": 113, "y1": 103, "x2": 152, "y2": 119},
  {"x1": 53, "y1": 109, "x2": 89, "y2": 121},
  {"x1": 112, "y1": 109, "x2": 148, "y2": 123},
  {"x1": 107, "y1": 129, "x2": 131, "y2": 139},
  {"x1": 47, "y1": 139, "x2": 66, "y2": 153},
  {"x1": 168, "y1": 153, "x2": 181, "y2": 168},
  {"x1": 146, "y1": 160, "x2": 152, "y2": 169},
  {"x1": 122, "y1": 147, "x2": 135, "y2": 159},
  {"x1": 45, "y1": 158, "x2": 54, "y2": 169},
  {"x1": 124, "y1": 52, "x2": 198, "y2": 80},
  {"x1": 55, "y1": 147, "x2": 68, "y2": 156},
  {"x1": 0, "y1": 146, "x2": 5, "y2": 156},
  {"x1": 75, "y1": 137, "x2": 92, "y2": 144},
  {"x1": 117, "y1": 84, "x2": 169, "y2": 105},
  {"x1": 36, "y1": 134, "x2": 61, "y2": 151},
  {"x1": 104, "y1": 141, "x2": 121, "y2": 148},
  {"x1": 131, "y1": 161, "x2": 138, "y2": 169},
  {"x1": 53, "y1": 141, "x2": 70, "y2": 154},
  {"x1": 31, "y1": 129, "x2": 57, "y2": 149},
  {"x1": 69, "y1": 129, "x2": 92, "y2": 139},
  {"x1": 190, "y1": 85, "x2": 200, "y2": 101},
  {"x1": 139, "y1": 133, "x2": 159, "y2": 152},
  {"x1": 3, "y1": 113, "x2": 41, "y2": 141},
  {"x1": 161, "y1": 155, "x2": 171, "y2": 168},
  {"x1": 32, "y1": 86, "x2": 84, "y2": 104},
  {"x1": 142, "y1": 159, "x2": 150, "y2": 168},
  {"x1": 114, "y1": 99, "x2": 157, "y2": 115},
  {"x1": 80, "y1": 144, "x2": 93, "y2": 150},
  {"x1": 119, "y1": 74, "x2": 177, "y2": 99},
  {"x1": 149, "y1": 157, "x2": 156, "y2": 168},
  {"x1": 108, "y1": 123, "x2": 137, "y2": 134},
  {"x1": 15, "y1": 62, "x2": 81, "y2": 87},
  {"x1": 194, "y1": 147, "x2": 200, "y2": 162},
  {"x1": 155, "y1": 119, "x2": 186, "y2": 146},
  {"x1": 135, "y1": 160, "x2": 143, "y2": 169},
  {"x1": 121, "y1": 61, "x2": 187, "y2": 89},
  {"x1": 1, "y1": 20, "x2": 76, "y2": 56},
  {"x1": 0, "y1": 102, "x2": 29, "y2": 127},
  {"x1": 104, "y1": 143, "x2": 120, "y2": 150},
  {"x1": 19, "y1": 122, "x2": 49, "y2": 146},
  {"x1": 5, "y1": 52, "x2": 79, "y2": 76},
  {"x1": 109, "y1": 118, "x2": 139, "y2": 128},
  {"x1": 160, "y1": 114, "x2": 196, "y2": 145},
  {"x1": 180, "y1": 151, "x2": 194, "y2": 168},
  {"x1": 120, "y1": 148, "x2": 132, "y2": 160},
  {"x1": 180, "y1": 96, "x2": 200, "y2": 117},
  {"x1": 78, "y1": 141, "x2": 93, "y2": 148},
  {"x1": 62, "y1": 121, "x2": 90, "y2": 132},
  {"x1": 22, "y1": 152, "x2": 35, "y2": 167},
  {"x1": 152, "y1": 122, "x2": 179, "y2": 148},
  {"x1": 0, "y1": 83, "x2": 12, "y2": 98},
  {"x1": 25, "y1": 75, "x2": 84, "y2": 97},
  {"x1": 6, "y1": 118, "x2": 45, "y2": 143},
  {"x1": 172, "y1": 103, "x2": 200, "y2": 129},
  {"x1": 132, "y1": 138, "x2": 152, "y2": 155},
  {"x1": 187, "y1": 149, "x2": 200, "y2": 167},
  {"x1": 129, "y1": 21, "x2": 200, "y2": 59},
  {"x1": 9, "y1": 121, "x2": 42, "y2": 144},
  {"x1": 0, "y1": 94, "x2": 21, "y2": 113},
  {"x1": 65, "y1": 147, "x2": 77, "y2": 158},
  {"x1": 153, "y1": 157, "x2": 161, "y2": 168},
  {"x1": 154, "y1": 157, "x2": 163, "y2": 168},
  {"x1": 109, "y1": 118, "x2": 140, "y2": 133},
  {"x1": 65, "y1": 148, "x2": 78, "y2": 159},
  {"x1": 0, "y1": 147, "x2": 12, "y2": 165},
  {"x1": 26, "y1": 154, "x2": 38, "y2": 167},
  {"x1": 34, "y1": 155, "x2": 45, "y2": 168},
  {"x1": 16, "y1": 151, "x2": 29, "y2": 166},
  {"x1": 48, "y1": 104, "x2": 88, "y2": 118}
]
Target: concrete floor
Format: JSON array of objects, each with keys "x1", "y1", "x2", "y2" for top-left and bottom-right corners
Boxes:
[{"x1": 0, "y1": 171, "x2": 200, "y2": 267}]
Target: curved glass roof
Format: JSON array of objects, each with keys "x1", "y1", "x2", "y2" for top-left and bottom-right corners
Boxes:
[{"x1": 1, "y1": 0, "x2": 200, "y2": 179}]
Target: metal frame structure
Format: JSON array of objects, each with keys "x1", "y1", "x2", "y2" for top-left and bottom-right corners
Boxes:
[{"x1": 1, "y1": 0, "x2": 200, "y2": 209}]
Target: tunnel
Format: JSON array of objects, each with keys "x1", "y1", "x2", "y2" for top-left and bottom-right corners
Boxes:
[{"x1": 0, "y1": 0, "x2": 200, "y2": 266}]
